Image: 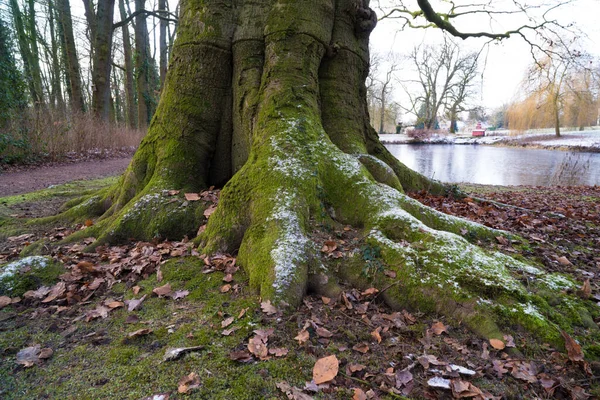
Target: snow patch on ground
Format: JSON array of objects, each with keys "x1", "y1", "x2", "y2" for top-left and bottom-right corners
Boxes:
[
  {"x1": 268, "y1": 189, "x2": 311, "y2": 294},
  {"x1": 0, "y1": 256, "x2": 53, "y2": 290}
]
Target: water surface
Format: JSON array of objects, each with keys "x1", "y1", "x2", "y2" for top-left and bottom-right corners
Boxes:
[{"x1": 385, "y1": 144, "x2": 600, "y2": 186}]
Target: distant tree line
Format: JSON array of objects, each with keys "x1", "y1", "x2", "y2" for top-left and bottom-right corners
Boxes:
[{"x1": 0, "y1": 0, "x2": 179, "y2": 160}]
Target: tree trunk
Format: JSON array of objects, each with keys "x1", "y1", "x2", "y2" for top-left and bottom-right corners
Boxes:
[
  {"x1": 134, "y1": 0, "x2": 156, "y2": 128},
  {"x1": 10, "y1": 0, "x2": 44, "y2": 107},
  {"x1": 118, "y1": 0, "x2": 137, "y2": 128},
  {"x1": 554, "y1": 94, "x2": 561, "y2": 137},
  {"x1": 47, "y1": 0, "x2": 65, "y2": 111},
  {"x1": 56, "y1": 0, "x2": 86, "y2": 113},
  {"x1": 90, "y1": 0, "x2": 115, "y2": 120},
  {"x1": 158, "y1": 0, "x2": 167, "y2": 88},
  {"x1": 60, "y1": 0, "x2": 596, "y2": 349}
]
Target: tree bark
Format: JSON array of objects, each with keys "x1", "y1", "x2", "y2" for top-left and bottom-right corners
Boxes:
[
  {"x1": 118, "y1": 0, "x2": 137, "y2": 128},
  {"x1": 90, "y1": 0, "x2": 116, "y2": 120},
  {"x1": 134, "y1": 0, "x2": 156, "y2": 128},
  {"x1": 58, "y1": 0, "x2": 597, "y2": 350},
  {"x1": 158, "y1": 0, "x2": 168, "y2": 88},
  {"x1": 47, "y1": 0, "x2": 65, "y2": 111},
  {"x1": 56, "y1": 0, "x2": 86, "y2": 113},
  {"x1": 10, "y1": 0, "x2": 44, "y2": 107}
]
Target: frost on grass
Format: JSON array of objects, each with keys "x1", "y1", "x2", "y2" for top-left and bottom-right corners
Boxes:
[
  {"x1": 0, "y1": 256, "x2": 59, "y2": 295},
  {"x1": 268, "y1": 189, "x2": 313, "y2": 294},
  {"x1": 0, "y1": 256, "x2": 52, "y2": 284}
]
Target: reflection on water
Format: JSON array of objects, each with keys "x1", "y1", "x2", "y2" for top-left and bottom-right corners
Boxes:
[{"x1": 385, "y1": 144, "x2": 600, "y2": 186}]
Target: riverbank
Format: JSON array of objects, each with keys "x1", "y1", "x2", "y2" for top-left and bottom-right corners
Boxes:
[{"x1": 380, "y1": 128, "x2": 600, "y2": 152}]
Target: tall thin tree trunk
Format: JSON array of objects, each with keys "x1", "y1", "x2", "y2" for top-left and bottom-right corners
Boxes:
[
  {"x1": 90, "y1": 0, "x2": 115, "y2": 120},
  {"x1": 47, "y1": 0, "x2": 65, "y2": 111},
  {"x1": 134, "y1": 0, "x2": 153, "y2": 128},
  {"x1": 57, "y1": 0, "x2": 86, "y2": 113},
  {"x1": 158, "y1": 0, "x2": 167, "y2": 88},
  {"x1": 26, "y1": 0, "x2": 44, "y2": 106},
  {"x1": 118, "y1": 0, "x2": 136, "y2": 128}
]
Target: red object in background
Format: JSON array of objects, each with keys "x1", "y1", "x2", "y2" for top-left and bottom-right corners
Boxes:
[{"x1": 472, "y1": 122, "x2": 485, "y2": 137}]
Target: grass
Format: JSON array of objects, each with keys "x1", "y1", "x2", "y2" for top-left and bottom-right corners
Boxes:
[{"x1": 0, "y1": 258, "x2": 314, "y2": 400}]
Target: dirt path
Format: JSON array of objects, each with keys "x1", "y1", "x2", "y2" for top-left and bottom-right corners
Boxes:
[{"x1": 0, "y1": 157, "x2": 131, "y2": 197}]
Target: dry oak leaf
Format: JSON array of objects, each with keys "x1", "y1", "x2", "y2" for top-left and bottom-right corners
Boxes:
[
  {"x1": 152, "y1": 283, "x2": 172, "y2": 297},
  {"x1": 42, "y1": 282, "x2": 66, "y2": 303},
  {"x1": 229, "y1": 350, "x2": 253, "y2": 363},
  {"x1": 489, "y1": 338, "x2": 505, "y2": 350},
  {"x1": 361, "y1": 287, "x2": 379, "y2": 297},
  {"x1": 313, "y1": 355, "x2": 339, "y2": 384},
  {"x1": 127, "y1": 328, "x2": 153, "y2": 338},
  {"x1": 171, "y1": 290, "x2": 190, "y2": 300},
  {"x1": 352, "y1": 343, "x2": 370, "y2": 354},
  {"x1": 561, "y1": 330, "x2": 584, "y2": 362},
  {"x1": 248, "y1": 337, "x2": 268, "y2": 359},
  {"x1": 16, "y1": 345, "x2": 52, "y2": 367},
  {"x1": 269, "y1": 348, "x2": 289, "y2": 357},
  {"x1": 557, "y1": 256, "x2": 571, "y2": 265},
  {"x1": 578, "y1": 279, "x2": 592, "y2": 299},
  {"x1": 106, "y1": 301, "x2": 124, "y2": 309},
  {"x1": 220, "y1": 284, "x2": 231, "y2": 293},
  {"x1": 295, "y1": 329, "x2": 310, "y2": 345},
  {"x1": 321, "y1": 240, "x2": 337, "y2": 253},
  {"x1": 353, "y1": 388, "x2": 368, "y2": 400},
  {"x1": 260, "y1": 300, "x2": 278, "y2": 315},
  {"x1": 178, "y1": 372, "x2": 201, "y2": 394},
  {"x1": 184, "y1": 193, "x2": 201, "y2": 201},
  {"x1": 126, "y1": 294, "x2": 147, "y2": 311},
  {"x1": 371, "y1": 327, "x2": 382, "y2": 344},
  {"x1": 0, "y1": 296, "x2": 12, "y2": 308},
  {"x1": 221, "y1": 317, "x2": 234, "y2": 328},
  {"x1": 316, "y1": 327, "x2": 333, "y2": 338},
  {"x1": 276, "y1": 381, "x2": 314, "y2": 400},
  {"x1": 203, "y1": 205, "x2": 217, "y2": 218},
  {"x1": 431, "y1": 321, "x2": 448, "y2": 335},
  {"x1": 348, "y1": 364, "x2": 366, "y2": 373}
]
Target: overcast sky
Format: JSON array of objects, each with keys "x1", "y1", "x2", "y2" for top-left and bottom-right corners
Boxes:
[{"x1": 369, "y1": 0, "x2": 600, "y2": 113}]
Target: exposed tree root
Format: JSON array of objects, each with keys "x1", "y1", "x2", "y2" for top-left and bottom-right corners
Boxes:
[{"x1": 34, "y1": 0, "x2": 598, "y2": 354}]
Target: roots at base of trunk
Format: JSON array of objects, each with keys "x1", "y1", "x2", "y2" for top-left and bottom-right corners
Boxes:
[{"x1": 197, "y1": 116, "x2": 599, "y2": 353}]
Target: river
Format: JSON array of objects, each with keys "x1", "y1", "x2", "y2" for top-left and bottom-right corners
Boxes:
[{"x1": 385, "y1": 144, "x2": 600, "y2": 186}]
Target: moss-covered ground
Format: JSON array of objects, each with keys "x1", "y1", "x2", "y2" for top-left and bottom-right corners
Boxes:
[{"x1": 1, "y1": 180, "x2": 599, "y2": 399}]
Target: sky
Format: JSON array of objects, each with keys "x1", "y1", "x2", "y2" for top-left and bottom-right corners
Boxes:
[{"x1": 369, "y1": 0, "x2": 600, "y2": 114}]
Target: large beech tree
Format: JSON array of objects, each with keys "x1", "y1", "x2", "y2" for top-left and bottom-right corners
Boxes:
[{"x1": 59, "y1": 0, "x2": 599, "y2": 349}]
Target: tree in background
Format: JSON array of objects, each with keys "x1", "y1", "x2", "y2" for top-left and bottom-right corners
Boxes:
[
  {"x1": 0, "y1": 15, "x2": 27, "y2": 127},
  {"x1": 51, "y1": 0, "x2": 599, "y2": 353},
  {"x1": 507, "y1": 47, "x2": 597, "y2": 135},
  {"x1": 56, "y1": 0, "x2": 86, "y2": 113},
  {"x1": 402, "y1": 38, "x2": 479, "y2": 130}
]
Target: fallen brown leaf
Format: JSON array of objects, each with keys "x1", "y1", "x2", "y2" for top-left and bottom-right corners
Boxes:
[
  {"x1": 353, "y1": 388, "x2": 368, "y2": 400},
  {"x1": 260, "y1": 300, "x2": 278, "y2": 315},
  {"x1": 0, "y1": 296, "x2": 11, "y2": 308},
  {"x1": 371, "y1": 327, "x2": 382, "y2": 344},
  {"x1": 177, "y1": 372, "x2": 201, "y2": 393},
  {"x1": 126, "y1": 294, "x2": 147, "y2": 311},
  {"x1": 352, "y1": 343, "x2": 370, "y2": 354},
  {"x1": 561, "y1": 330, "x2": 584, "y2": 362},
  {"x1": 152, "y1": 283, "x2": 172, "y2": 297},
  {"x1": 316, "y1": 326, "x2": 333, "y2": 338},
  {"x1": 127, "y1": 328, "x2": 153, "y2": 338},
  {"x1": 313, "y1": 355, "x2": 339, "y2": 384},
  {"x1": 184, "y1": 193, "x2": 201, "y2": 201},
  {"x1": 269, "y1": 348, "x2": 289, "y2": 357},
  {"x1": 431, "y1": 321, "x2": 447, "y2": 335}
]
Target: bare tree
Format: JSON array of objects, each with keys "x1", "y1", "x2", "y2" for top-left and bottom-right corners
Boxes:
[
  {"x1": 402, "y1": 37, "x2": 479, "y2": 130},
  {"x1": 520, "y1": 41, "x2": 594, "y2": 136}
]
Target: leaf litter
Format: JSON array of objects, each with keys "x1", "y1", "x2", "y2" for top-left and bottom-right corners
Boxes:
[{"x1": 2, "y1": 185, "x2": 600, "y2": 399}]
